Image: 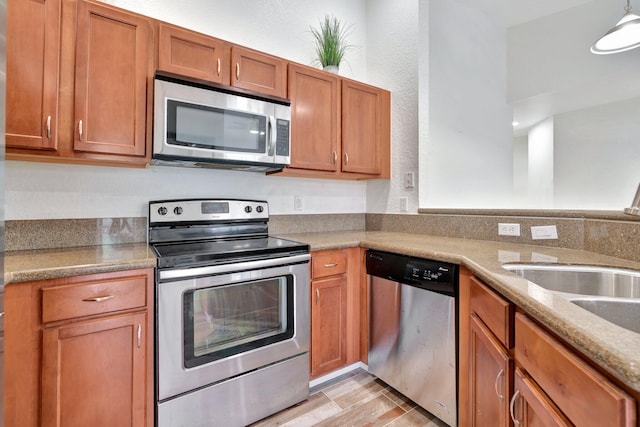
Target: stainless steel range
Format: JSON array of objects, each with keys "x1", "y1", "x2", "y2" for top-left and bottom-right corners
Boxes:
[{"x1": 149, "y1": 199, "x2": 310, "y2": 427}]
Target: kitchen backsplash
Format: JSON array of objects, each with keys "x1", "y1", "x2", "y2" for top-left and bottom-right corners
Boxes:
[{"x1": 6, "y1": 211, "x2": 640, "y2": 263}]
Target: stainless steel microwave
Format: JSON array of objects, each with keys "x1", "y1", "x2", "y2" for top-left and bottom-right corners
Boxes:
[{"x1": 152, "y1": 73, "x2": 291, "y2": 173}]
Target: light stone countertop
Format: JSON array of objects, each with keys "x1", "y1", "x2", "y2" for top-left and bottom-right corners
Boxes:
[
  {"x1": 277, "y1": 230, "x2": 640, "y2": 394},
  {"x1": 4, "y1": 243, "x2": 157, "y2": 284}
]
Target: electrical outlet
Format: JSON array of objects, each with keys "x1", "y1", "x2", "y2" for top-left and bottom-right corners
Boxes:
[
  {"x1": 293, "y1": 195, "x2": 303, "y2": 211},
  {"x1": 404, "y1": 172, "x2": 415, "y2": 189},
  {"x1": 531, "y1": 225, "x2": 558, "y2": 240},
  {"x1": 498, "y1": 223, "x2": 520, "y2": 236}
]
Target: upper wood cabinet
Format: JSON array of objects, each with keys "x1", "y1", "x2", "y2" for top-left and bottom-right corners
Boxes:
[
  {"x1": 73, "y1": 0, "x2": 151, "y2": 158},
  {"x1": 6, "y1": 0, "x2": 154, "y2": 167},
  {"x1": 287, "y1": 63, "x2": 340, "y2": 172},
  {"x1": 6, "y1": 0, "x2": 61, "y2": 150},
  {"x1": 281, "y1": 63, "x2": 391, "y2": 180},
  {"x1": 341, "y1": 79, "x2": 390, "y2": 176},
  {"x1": 158, "y1": 23, "x2": 231, "y2": 84},
  {"x1": 231, "y1": 46, "x2": 287, "y2": 98}
]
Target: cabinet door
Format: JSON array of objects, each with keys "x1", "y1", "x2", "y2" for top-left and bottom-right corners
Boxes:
[
  {"x1": 6, "y1": 0, "x2": 60, "y2": 150},
  {"x1": 469, "y1": 313, "x2": 513, "y2": 427},
  {"x1": 231, "y1": 46, "x2": 287, "y2": 98},
  {"x1": 510, "y1": 368, "x2": 572, "y2": 427},
  {"x1": 74, "y1": 0, "x2": 151, "y2": 157},
  {"x1": 341, "y1": 79, "x2": 390, "y2": 176},
  {"x1": 158, "y1": 24, "x2": 230, "y2": 84},
  {"x1": 311, "y1": 276, "x2": 347, "y2": 378},
  {"x1": 41, "y1": 312, "x2": 148, "y2": 427},
  {"x1": 288, "y1": 64, "x2": 340, "y2": 172}
]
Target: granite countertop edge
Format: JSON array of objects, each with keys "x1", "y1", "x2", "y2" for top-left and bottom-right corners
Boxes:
[{"x1": 4, "y1": 243, "x2": 157, "y2": 285}]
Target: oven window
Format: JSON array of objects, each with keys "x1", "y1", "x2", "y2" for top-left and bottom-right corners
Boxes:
[
  {"x1": 166, "y1": 100, "x2": 267, "y2": 153},
  {"x1": 183, "y1": 275, "x2": 294, "y2": 368}
]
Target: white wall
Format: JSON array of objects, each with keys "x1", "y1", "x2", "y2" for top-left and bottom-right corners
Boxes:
[
  {"x1": 365, "y1": 0, "x2": 419, "y2": 213},
  {"x1": 527, "y1": 118, "x2": 554, "y2": 208},
  {"x1": 6, "y1": 0, "x2": 417, "y2": 220},
  {"x1": 554, "y1": 98, "x2": 640, "y2": 209},
  {"x1": 419, "y1": 0, "x2": 513, "y2": 208}
]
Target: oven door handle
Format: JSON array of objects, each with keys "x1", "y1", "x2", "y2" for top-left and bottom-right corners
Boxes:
[{"x1": 158, "y1": 253, "x2": 310, "y2": 281}]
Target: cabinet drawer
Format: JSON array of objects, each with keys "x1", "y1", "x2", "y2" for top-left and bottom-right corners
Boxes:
[
  {"x1": 470, "y1": 277, "x2": 513, "y2": 348},
  {"x1": 42, "y1": 275, "x2": 147, "y2": 323},
  {"x1": 312, "y1": 251, "x2": 348, "y2": 279},
  {"x1": 515, "y1": 313, "x2": 636, "y2": 427}
]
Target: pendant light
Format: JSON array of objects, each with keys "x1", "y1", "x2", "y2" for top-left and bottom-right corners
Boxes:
[{"x1": 591, "y1": 0, "x2": 640, "y2": 54}]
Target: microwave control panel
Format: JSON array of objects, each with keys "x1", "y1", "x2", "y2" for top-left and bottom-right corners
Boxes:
[{"x1": 276, "y1": 119, "x2": 290, "y2": 156}]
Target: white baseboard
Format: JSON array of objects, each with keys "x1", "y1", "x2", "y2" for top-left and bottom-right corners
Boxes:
[{"x1": 309, "y1": 362, "x2": 369, "y2": 389}]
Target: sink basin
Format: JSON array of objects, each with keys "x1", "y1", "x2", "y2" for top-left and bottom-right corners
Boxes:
[
  {"x1": 570, "y1": 298, "x2": 640, "y2": 334},
  {"x1": 501, "y1": 264, "x2": 640, "y2": 298}
]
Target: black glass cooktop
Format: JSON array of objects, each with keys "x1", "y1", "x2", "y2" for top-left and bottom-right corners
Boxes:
[{"x1": 152, "y1": 236, "x2": 309, "y2": 269}]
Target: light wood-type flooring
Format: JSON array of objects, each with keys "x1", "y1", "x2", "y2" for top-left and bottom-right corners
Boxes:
[{"x1": 252, "y1": 369, "x2": 449, "y2": 427}]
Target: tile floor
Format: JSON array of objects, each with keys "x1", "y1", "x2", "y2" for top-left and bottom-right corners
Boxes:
[{"x1": 251, "y1": 369, "x2": 449, "y2": 427}]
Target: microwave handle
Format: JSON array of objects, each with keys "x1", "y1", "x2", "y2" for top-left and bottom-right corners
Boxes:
[{"x1": 268, "y1": 115, "x2": 276, "y2": 156}]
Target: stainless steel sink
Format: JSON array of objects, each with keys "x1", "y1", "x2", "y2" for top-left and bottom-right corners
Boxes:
[
  {"x1": 501, "y1": 264, "x2": 640, "y2": 298},
  {"x1": 569, "y1": 298, "x2": 640, "y2": 334}
]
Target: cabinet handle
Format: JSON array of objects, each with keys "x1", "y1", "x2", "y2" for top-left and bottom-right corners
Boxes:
[
  {"x1": 316, "y1": 288, "x2": 320, "y2": 304},
  {"x1": 494, "y1": 369, "x2": 505, "y2": 400},
  {"x1": 509, "y1": 390, "x2": 521, "y2": 426},
  {"x1": 0, "y1": 312, "x2": 5, "y2": 318},
  {"x1": 332, "y1": 151, "x2": 337, "y2": 164},
  {"x1": 344, "y1": 152, "x2": 349, "y2": 165},
  {"x1": 46, "y1": 115, "x2": 51, "y2": 139},
  {"x1": 82, "y1": 295, "x2": 115, "y2": 302},
  {"x1": 78, "y1": 120, "x2": 83, "y2": 141},
  {"x1": 217, "y1": 58, "x2": 221, "y2": 76},
  {"x1": 324, "y1": 263, "x2": 338, "y2": 268},
  {"x1": 137, "y1": 324, "x2": 141, "y2": 348},
  {"x1": 236, "y1": 63, "x2": 240, "y2": 79}
]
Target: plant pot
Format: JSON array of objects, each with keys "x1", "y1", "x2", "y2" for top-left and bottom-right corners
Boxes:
[{"x1": 323, "y1": 65, "x2": 339, "y2": 74}]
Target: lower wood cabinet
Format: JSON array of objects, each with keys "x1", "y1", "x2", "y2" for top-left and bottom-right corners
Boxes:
[
  {"x1": 5, "y1": 268, "x2": 154, "y2": 427},
  {"x1": 460, "y1": 268, "x2": 637, "y2": 427},
  {"x1": 309, "y1": 248, "x2": 362, "y2": 379}
]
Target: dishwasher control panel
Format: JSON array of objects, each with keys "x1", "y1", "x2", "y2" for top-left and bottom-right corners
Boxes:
[
  {"x1": 405, "y1": 260, "x2": 454, "y2": 284},
  {"x1": 365, "y1": 250, "x2": 458, "y2": 296}
]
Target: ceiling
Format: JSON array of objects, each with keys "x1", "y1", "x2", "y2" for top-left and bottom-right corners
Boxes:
[{"x1": 457, "y1": 0, "x2": 595, "y2": 27}]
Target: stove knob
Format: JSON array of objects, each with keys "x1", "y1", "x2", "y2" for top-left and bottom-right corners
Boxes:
[
  {"x1": 174, "y1": 206, "x2": 183, "y2": 215},
  {"x1": 244, "y1": 205, "x2": 253, "y2": 213},
  {"x1": 256, "y1": 205, "x2": 264, "y2": 213},
  {"x1": 157, "y1": 206, "x2": 168, "y2": 216}
]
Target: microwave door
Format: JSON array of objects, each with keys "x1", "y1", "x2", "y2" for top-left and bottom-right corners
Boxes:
[{"x1": 163, "y1": 99, "x2": 274, "y2": 164}]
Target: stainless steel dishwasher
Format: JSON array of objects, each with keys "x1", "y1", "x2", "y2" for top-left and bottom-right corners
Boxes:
[{"x1": 366, "y1": 250, "x2": 458, "y2": 427}]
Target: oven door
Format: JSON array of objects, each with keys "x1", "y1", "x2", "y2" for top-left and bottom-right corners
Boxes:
[{"x1": 157, "y1": 256, "x2": 309, "y2": 401}]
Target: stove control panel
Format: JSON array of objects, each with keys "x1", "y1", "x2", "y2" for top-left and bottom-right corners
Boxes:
[{"x1": 149, "y1": 199, "x2": 269, "y2": 224}]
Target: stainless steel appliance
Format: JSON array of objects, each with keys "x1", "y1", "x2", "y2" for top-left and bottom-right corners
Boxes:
[
  {"x1": 150, "y1": 199, "x2": 310, "y2": 427},
  {"x1": 366, "y1": 250, "x2": 458, "y2": 427},
  {"x1": 152, "y1": 72, "x2": 291, "y2": 172}
]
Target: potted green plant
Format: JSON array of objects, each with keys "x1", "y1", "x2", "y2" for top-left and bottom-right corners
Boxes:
[{"x1": 310, "y1": 14, "x2": 352, "y2": 73}]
